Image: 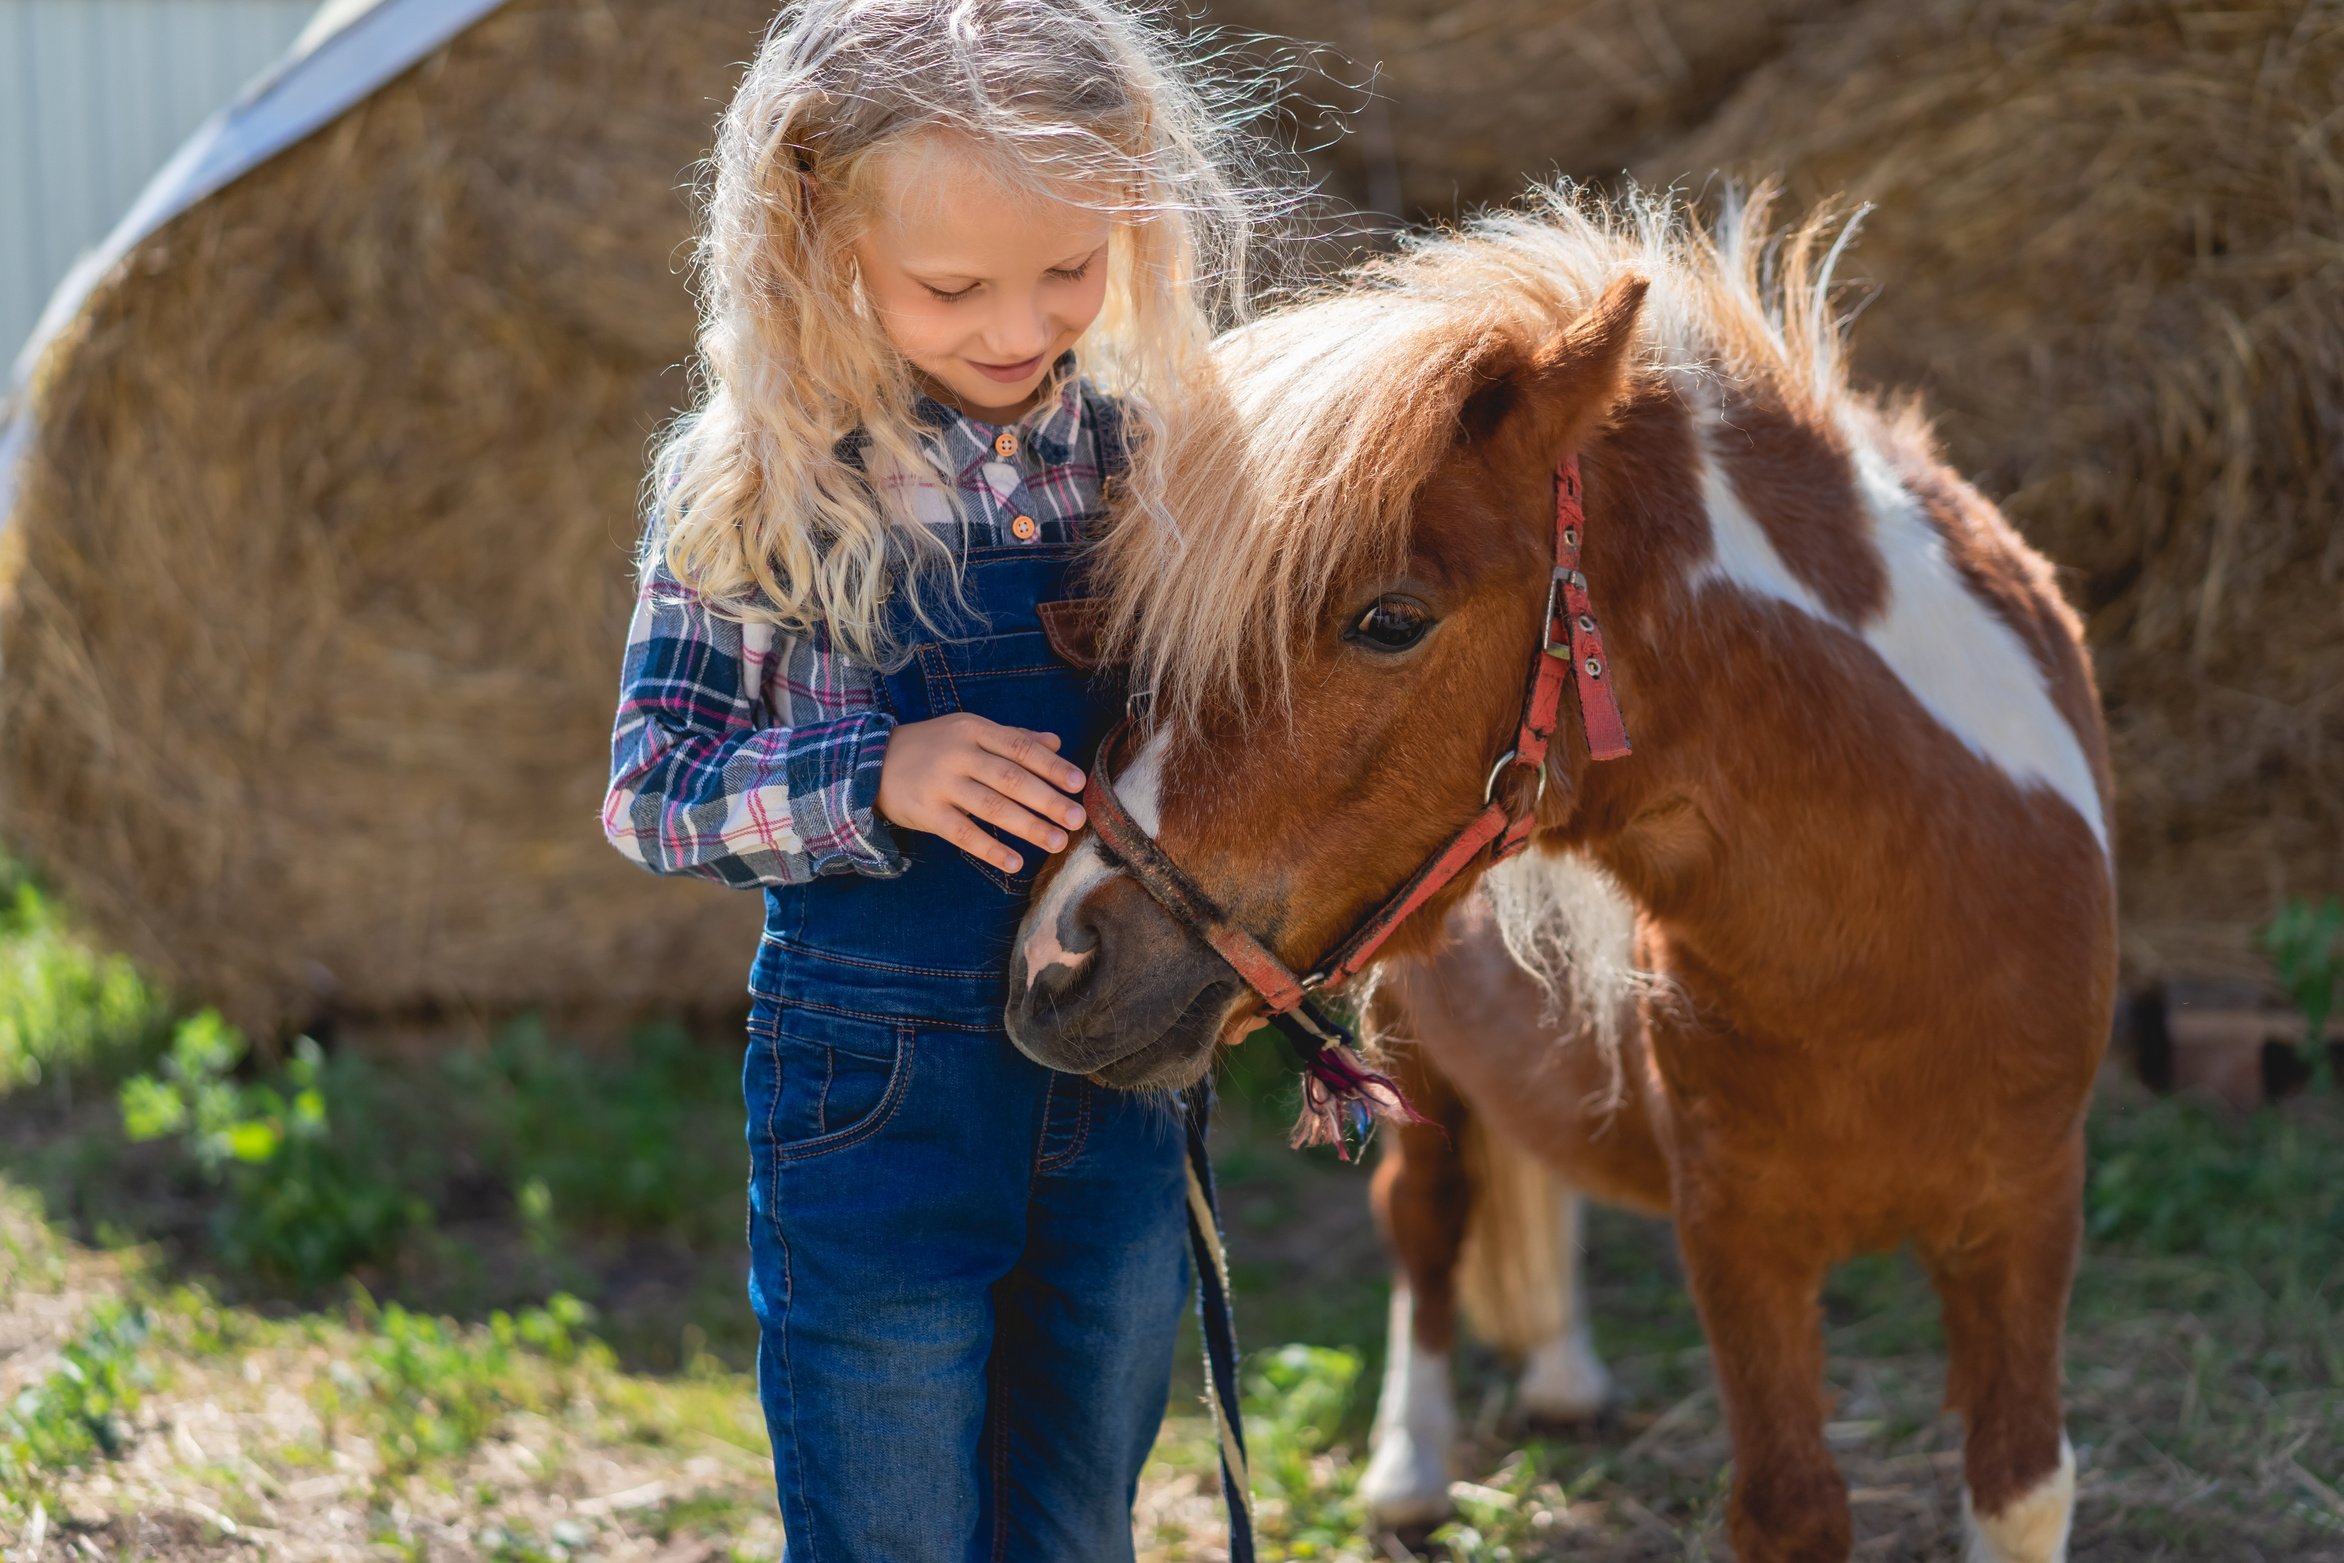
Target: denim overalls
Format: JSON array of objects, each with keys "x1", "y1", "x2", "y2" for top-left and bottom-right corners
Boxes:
[{"x1": 742, "y1": 471, "x2": 1191, "y2": 1562}]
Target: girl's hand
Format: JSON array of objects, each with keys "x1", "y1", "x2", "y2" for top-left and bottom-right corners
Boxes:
[{"x1": 877, "y1": 714, "x2": 1089, "y2": 874}]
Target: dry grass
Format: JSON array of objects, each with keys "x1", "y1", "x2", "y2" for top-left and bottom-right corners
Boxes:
[
  {"x1": 1198, "y1": 0, "x2": 1871, "y2": 222},
  {"x1": 0, "y1": 0, "x2": 775, "y2": 1039},
  {"x1": 0, "y1": 1190, "x2": 786, "y2": 1563},
  {"x1": 2, "y1": 0, "x2": 2331, "y2": 1037},
  {"x1": 1640, "y1": 0, "x2": 2344, "y2": 984},
  {"x1": 4, "y1": 1062, "x2": 2338, "y2": 1562}
]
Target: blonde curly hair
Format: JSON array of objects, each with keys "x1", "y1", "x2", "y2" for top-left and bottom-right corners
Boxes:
[{"x1": 652, "y1": 0, "x2": 1285, "y2": 667}]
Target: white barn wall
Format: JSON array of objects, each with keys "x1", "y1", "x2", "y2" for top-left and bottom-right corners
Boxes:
[{"x1": 1, "y1": 0, "x2": 314, "y2": 365}]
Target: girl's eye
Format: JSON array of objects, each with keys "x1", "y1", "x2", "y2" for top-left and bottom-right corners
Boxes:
[
  {"x1": 1048, "y1": 259, "x2": 1094, "y2": 283},
  {"x1": 1347, "y1": 596, "x2": 1432, "y2": 653},
  {"x1": 924, "y1": 282, "x2": 978, "y2": 303}
]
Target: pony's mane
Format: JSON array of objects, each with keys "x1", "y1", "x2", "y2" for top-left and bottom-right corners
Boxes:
[{"x1": 1099, "y1": 182, "x2": 1869, "y2": 730}]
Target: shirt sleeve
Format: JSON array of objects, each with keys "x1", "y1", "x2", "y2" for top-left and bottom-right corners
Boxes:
[{"x1": 601, "y1": 561, "x2": 906, "y2": 888}]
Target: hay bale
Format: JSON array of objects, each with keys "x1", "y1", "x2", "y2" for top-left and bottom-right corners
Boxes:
[
  {"x1": 0, "y1": 0, "x2": 778, "y2": 1038},
  {"x1": 1644, "y1": 0, "x2": 2344, "y2": 979},
  {"x1": 1199, "y1": 0, "x2": 1870, "y2": 219},
  {"x1": 10, "y1": 0, "x2": 2319, "y2": 1032}
]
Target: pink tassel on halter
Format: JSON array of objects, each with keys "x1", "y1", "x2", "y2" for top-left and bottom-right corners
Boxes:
[{"x1": 1288, "y1": 1038, "x2": 1425, "y2": 1161}]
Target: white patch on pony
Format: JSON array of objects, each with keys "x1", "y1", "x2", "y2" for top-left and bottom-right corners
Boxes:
[
  {"x1": 1847, "y1": 439, "x2": 2108, "y2": 854},
  {"x1": 1361, "y1": 1284, "x2": 1457, "y2": 1529},
  {"x1": 1017, "y1": 913, "x2": 1091, "y2": 986},
  {"x1": 1963, "y1": 1434, "x2": 2076, "y2": 1563},
  {"x1": 1514, "y1": 1191, "x2": 1613, "y2": 1422},
  {"x1": 1017, "y1": 728, "x2": 1168, "y2": 991},
  {"x1": 1687, "y1": 419, "x2": 2108, "y2": 855},
  {"x1": 1482, "y1": 852, "x2": 1639, "y2": 1091},
  {"x1": 1689, "y1": 448, "x2": 1833, "y2": 621}
]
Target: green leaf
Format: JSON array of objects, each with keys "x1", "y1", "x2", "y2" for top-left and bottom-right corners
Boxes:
[
  {"x1": 2264, "y1": 896, "x2": 2344, "y2": 1052},
  {"x1": 117, "y1": 1075, "x2": 188, "y2": 1141},
  {"x1": 223, "y1": 1120, "x2": 284, "y2": 1164},
  {"x1": 168, "y1": 1010, "x2": 244, "y2": 1084}
]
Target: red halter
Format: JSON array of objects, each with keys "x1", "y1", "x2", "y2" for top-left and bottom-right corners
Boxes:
[{"x1": 1081, "y1": 457, "x2": 1633, "y2": 1148}]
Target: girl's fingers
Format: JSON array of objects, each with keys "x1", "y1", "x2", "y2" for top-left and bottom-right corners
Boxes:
[
  {"x1": 954, "y1": 779, "x2": 1069, "y2": 855},
  {"x1": 938, "y1": 809, "x2": 1023, "y2": 875},
  {"x1": 971, "y1": 720, "x2": 1088, "y2": 798},
  {"x1": 971, "y1": 751, "x2": 1087, "y2": 832}
]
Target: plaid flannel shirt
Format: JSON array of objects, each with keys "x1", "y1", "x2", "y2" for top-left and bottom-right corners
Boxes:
[{"x1": 602, "y1": 363, "x2": 1125, "y2": 889}]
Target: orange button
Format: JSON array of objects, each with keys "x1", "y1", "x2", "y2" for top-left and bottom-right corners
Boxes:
[
  {"x1": 993, "y1": 431, "x2": 1019, "y2": 459},
  {"x1": 1009, "y1": 514, "x2": 1039, "y2": 541}
]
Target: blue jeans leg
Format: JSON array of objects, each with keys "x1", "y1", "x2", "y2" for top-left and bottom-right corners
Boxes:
[
  {"x1": 986, "y1": 1077, "x2": 1190, "y2": 1562},
  {"x1": 746, "y1": 1007, "x2": 1189, "y2": 1563}
]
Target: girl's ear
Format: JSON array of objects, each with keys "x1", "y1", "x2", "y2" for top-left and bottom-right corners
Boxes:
[{"x1": 1455, "y1": 274, "x2": 1650, "y2": 462}]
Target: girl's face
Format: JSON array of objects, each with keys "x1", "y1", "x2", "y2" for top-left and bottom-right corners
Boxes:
[{"x1": 852, "y1": 135, "x2": 1114, "y2": 422}]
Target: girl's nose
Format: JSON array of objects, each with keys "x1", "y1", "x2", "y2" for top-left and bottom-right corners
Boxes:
[{"x1": 982, "y1": 292, "x2": 1052, "y2": 361}]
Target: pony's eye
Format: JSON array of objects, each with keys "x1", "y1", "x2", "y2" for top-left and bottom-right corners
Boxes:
[{"x1": 1348, "y1": 596, "x2": 1432, "y2": 652}]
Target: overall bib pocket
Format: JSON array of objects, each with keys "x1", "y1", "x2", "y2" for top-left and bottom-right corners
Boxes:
[
  {"x1": 745, "y1": 998, "x2": 914, "y2": 1162},
  {"x1": 890, "y1": 625, "x2": 1109, "y2": 893}
]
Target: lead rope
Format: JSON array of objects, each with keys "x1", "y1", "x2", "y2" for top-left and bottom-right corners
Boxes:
[{"x1": 1181, "y1": 1086, "x2": 1256, "y2": 1562}]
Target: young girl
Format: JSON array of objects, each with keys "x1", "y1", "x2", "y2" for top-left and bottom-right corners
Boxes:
[{"x1": 601, "y1": 2, "x2": 1270, "y2": 1556}]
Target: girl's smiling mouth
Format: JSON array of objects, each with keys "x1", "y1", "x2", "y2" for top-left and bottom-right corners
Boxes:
[{"x1": 969, "y1": 352, "x2": 1046, "y2": 384}]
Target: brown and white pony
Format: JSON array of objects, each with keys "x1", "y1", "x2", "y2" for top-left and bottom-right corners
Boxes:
[{"x1": 1004, "y1": 189, "x2": 2116, "y2": 1563}]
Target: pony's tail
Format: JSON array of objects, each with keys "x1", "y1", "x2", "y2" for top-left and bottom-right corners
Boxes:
[{"x1": 1454, "y1": 1118, "x2": 1571, "y2": 1357}]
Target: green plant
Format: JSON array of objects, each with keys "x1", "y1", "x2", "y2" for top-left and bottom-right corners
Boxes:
[
  {"x1": 2266, "y1": 896, "x2": 2344, "y2": 1088},
  {"x1": 0, "y1": 1302, "x2": 151, "y2": 1502},
  {"x1": 1242, "y1": 1343, "x2": 1366, "y2": 1555},
  {"x1": 120, "y1": 1012, "x2": 428, "y2": 1288},
  {"x1": 321, "y1": 1293, "x2": 607, "y2": 1479},
  {"x1": 0, "y1": 861, "x2": 171, "y2": 1094},
  {"x1": 2087, "y1": 1092, "x2": 2344, "y2": 1287},
  {"x1": 440, "y1": 1016, "x2": 741, "y2": 1247}
]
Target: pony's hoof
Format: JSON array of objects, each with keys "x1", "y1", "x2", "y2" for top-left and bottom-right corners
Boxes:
[
  {"x1": 1515, "y1": 1329, "x2": 1614, "y2": 1425},
  {"x1": 1360, "y1": 1430, "x2": 1453, "y2": 1531}
]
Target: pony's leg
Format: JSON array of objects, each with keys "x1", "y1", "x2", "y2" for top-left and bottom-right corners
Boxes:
[
  {"x1": 1927, "y1": 1143, "x2": 2085, "y2": 1563},
  {"x1": 1513, "y1": 1184, "x2": 1613, "y2": 1423},
  {"x1": 1676, "y1": 1184, "x2": 1849, "y2": 1563},
  {"x1": 1361, "y1": 1048, "x2": 1470, "y2": 1530},
  {"x1": 1451, "y1": 1118, "x2": 1614, "y2": 1423}
]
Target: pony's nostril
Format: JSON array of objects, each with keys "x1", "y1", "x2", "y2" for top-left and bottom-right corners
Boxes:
[
  {"x1": 1027, "y1": 945, "x2": 1093, "y2": 1012},
  {"x1": 1019, "y1": 901, "x2": 1101, "y2": 1013}
]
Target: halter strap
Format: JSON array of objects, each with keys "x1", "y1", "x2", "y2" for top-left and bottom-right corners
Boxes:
[
  {"x1": 1083, "y1": 455, "x2": 1633, "y2": 1033},
  {"x1": 1083, "y1": 736, "x2": 1311, "y2": 1013}
]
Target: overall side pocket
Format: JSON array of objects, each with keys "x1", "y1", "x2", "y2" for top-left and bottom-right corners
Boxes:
[{"x1": 745, "y1": 999, "x2": 914, "y2": 1163}]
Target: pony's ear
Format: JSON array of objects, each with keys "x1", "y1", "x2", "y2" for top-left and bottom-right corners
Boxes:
[{"x1": 1456, "y1": 274, "x2": 1650, "y2": 461}]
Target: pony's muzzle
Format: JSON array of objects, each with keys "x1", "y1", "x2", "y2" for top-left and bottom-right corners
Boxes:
[{"x1": 1007, "y1": 857, "x2": 1238, "y2": 1090}]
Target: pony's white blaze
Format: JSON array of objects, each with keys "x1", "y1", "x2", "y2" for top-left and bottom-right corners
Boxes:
[
  {"x1": 1360, "y1": 1284, "x2": 1457, "y2": 1528},
  {"x1": 1017, "y1": 728, "x2": 1169, "y2": 990},
  {"x1": 1964, "y1": 1435, "x2": 2076, "y2": 1563},
  {"x1": 1688, "y1": 419, "x2": 2109, "y2": 854}
]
